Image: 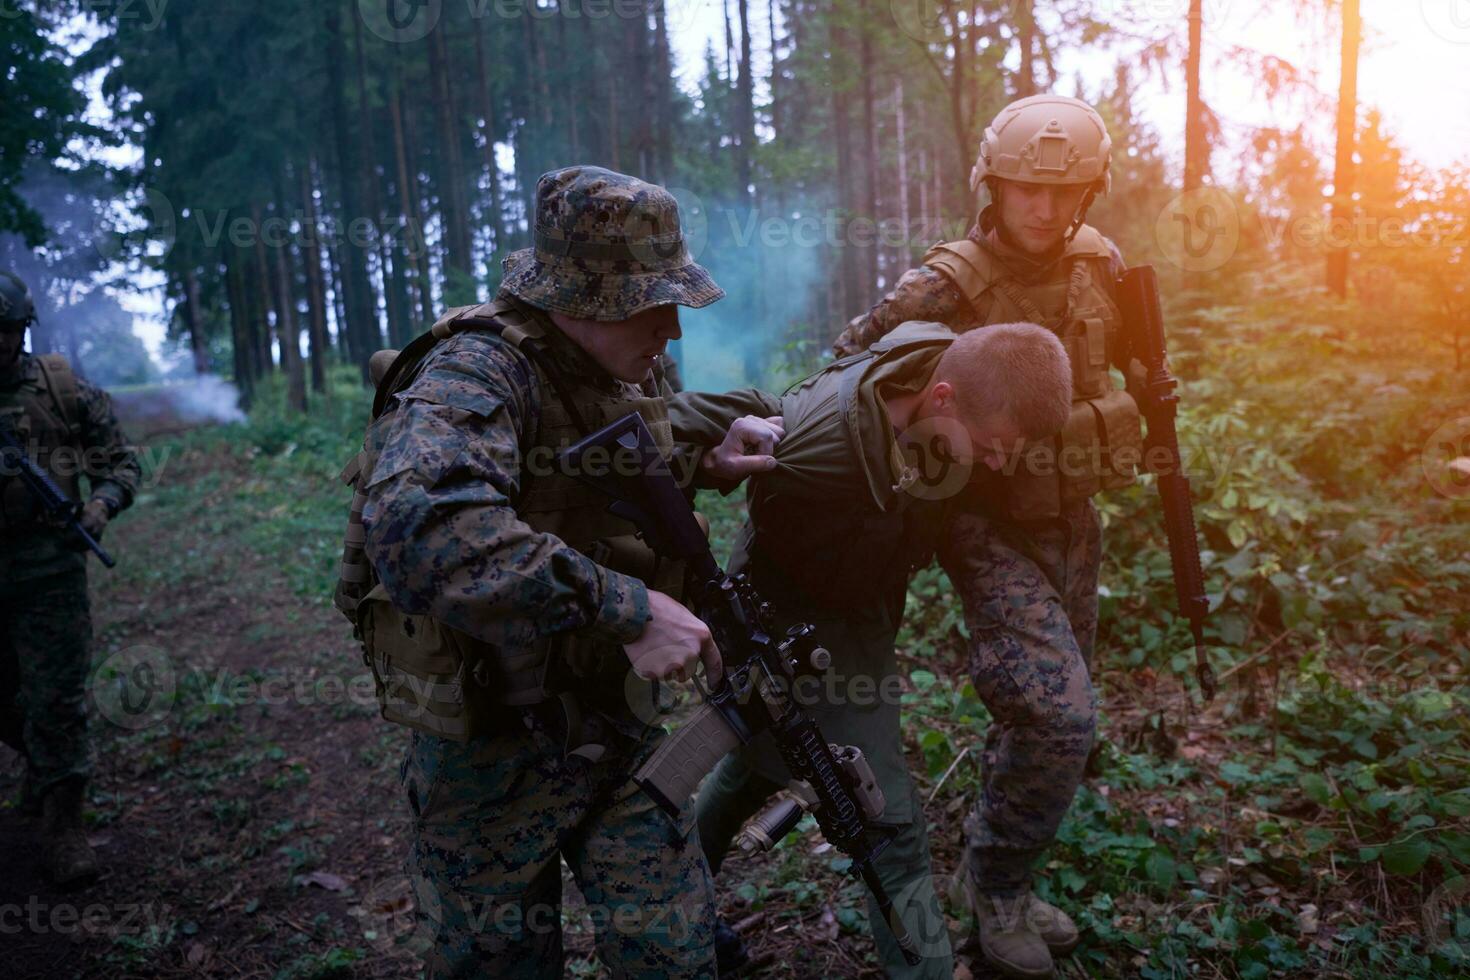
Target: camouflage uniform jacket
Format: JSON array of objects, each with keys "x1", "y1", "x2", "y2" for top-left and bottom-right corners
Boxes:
[
  {"x1": 834, "y1": 207, "x2": 1126, "y2": 356},
  {"x1": 0, "y1": 353, "x2": 140, "y2": 583},
  {"x1": 360, "y1": 311, "x2": 713, "y2": 658}
]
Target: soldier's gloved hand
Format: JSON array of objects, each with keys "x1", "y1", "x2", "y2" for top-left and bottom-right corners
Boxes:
[
  {"x1": 703, "y1": 415, "x2": 784, "y2": 481},
  {"x1": 624, "y1": 590, "x2": 724, "y2": 686},
  {"x1": 79, "y1": 499, "x2": 111, "y2": 539}
]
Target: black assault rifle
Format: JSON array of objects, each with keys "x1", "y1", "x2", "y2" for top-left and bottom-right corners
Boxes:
[
  {"x1": 559, "y1": 412, "x2": 921, "y2": 966},
  {"x1": 1117, "y1": 265, "x2": 1215, "y2": 701},
  {"x1": 0, "y1": 421, "x2": 115, "y2": 567}
]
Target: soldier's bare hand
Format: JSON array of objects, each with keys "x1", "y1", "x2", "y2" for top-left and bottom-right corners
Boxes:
[
  {"x1": 703, "y1": 415, "x2": 785, "y2": 481},
  {"x1": 624, "y1": 590, "x2": 723, "y2": 685},
  {"x1": 79, "y1": 499, "x2": 110, "y2": 539}
]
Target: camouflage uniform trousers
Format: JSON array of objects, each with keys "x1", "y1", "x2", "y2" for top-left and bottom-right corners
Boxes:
[
  {"x1": 697, "y1": 751, "x2": 953, "y2": 978},
  {"x1": 694, "y1": 610, "x2": 953, "y2": 979},
  {"x1": 0, "y1": 566, "x2": 92, "y2": 793},
  {"x1": 401, "y1": 713, "x2": 718, "y2": 979},
  {"x1": 941, "y1": 498, "x2": 1103, "y2": 898}
]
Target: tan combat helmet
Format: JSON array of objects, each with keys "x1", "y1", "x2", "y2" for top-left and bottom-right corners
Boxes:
[{"x1": 970, "y1": 95, "x2": 1112, "y2": 197}]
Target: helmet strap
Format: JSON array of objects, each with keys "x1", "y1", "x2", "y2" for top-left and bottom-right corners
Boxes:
[{"x1": 1064, "y1": 184, "x2": 1101, "y2": 245}]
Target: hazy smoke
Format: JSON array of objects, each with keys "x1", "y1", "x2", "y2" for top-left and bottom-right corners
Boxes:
[
  {"x1": 671, "y1": 196, "x2": 827, "y2": 394},
  {"x1": 115, "y1": 375, "x2": 246, "y2": 436}
]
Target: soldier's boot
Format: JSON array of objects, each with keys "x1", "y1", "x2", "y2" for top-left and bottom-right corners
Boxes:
[
  {"x1": 41, "y1": 778, "x2": 98, "y2": 888},
  {"x1": 714, "y1": 915, "x2": 751, "y2": 976},
  {"x1": 974, "y1": 892, "x2": 1055, "y2": 979},
  {"x1": 1024, "y1": 893, "x2": 1079, "y2": 955}
]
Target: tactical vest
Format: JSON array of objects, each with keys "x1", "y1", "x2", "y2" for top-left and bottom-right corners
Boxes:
[
  {"x1": 335, "y1": 298, "x2": 680, "y2": 742},
  {"x1": 922, "y1": 225, "x2": 1142, "y2": 520},
  {"x1": 739, "y1": 322, "x2": 956, "y2": 617},
  {"x1": 0, "y1": 354, "x2": 83, "y2": 530}
]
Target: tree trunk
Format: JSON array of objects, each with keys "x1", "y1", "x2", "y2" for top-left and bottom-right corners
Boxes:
[
  {"x1": 399, "y1": 82, "x2": 438, "y2": 322},
  {"x1": 652, "y1": 0, "x2": 674, "y2": 182},
  {"x1": 270, "y1": 193, "x2": 309, "y2": 413},
  {"x1": 859, "y1": 0, "x2": 878, "y2": 299},
  {"x1": 735, "y1": 0, "x2": 755, "y2": 203},
  {"x1": 182, "y1": 264, "x2": 209, "y2": 374},
  {"x1": 389, "y1": 70, "x2": 429, "y2": 333},
  {"x1": 353, "y1": 8, "x2": 405, "y2": 352},
  {"x1": 1183, "y1": 0, "x2": 1207, "y2": 194},
  {"x1": 1016, "y1": 0, "x2": 1037, "y2": 98},
  {"x1": 473, "y1": 18, "x2": 506, "y2": 262},
  {"x1": 428, "y1": 24, "x2": 473, "y2": 293},
  {"x1": 1326, "y1": 0, "x2": 1361, "y2": 298},
  {"x1": 299, "y1": 162, "x2": 331, "y2": 394},
  {"x1": 326, "y1": 0, "x2": 382, "y2": 375}
]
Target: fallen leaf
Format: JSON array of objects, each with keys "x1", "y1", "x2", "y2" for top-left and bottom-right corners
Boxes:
[
  {"x1": 1299, "y1": 903, "x2": 1320, "y2": 935},
  {"x1": 298, "y1": 871, "x2": 348, "y2": 892},
  {"x1": 186, "y1": 943, "x2": 209, "y2": 967},
  {"x1": 814, "y1": 907, "x2": 839, "y2": 942}
]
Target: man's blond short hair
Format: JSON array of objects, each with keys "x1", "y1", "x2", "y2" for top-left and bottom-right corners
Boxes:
[{"x1": 934, "y1": 322, "x2": 1073, "y2": 439}]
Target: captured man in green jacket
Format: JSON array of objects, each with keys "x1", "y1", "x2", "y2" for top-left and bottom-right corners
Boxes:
[{"x1": 671, "y1": 318, "x2": 1086, "y2": 978}]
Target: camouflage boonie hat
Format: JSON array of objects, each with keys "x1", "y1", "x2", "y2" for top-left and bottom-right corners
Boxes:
[{"x1": 501, "y1": 166, "x2": 724, "y2": 321}]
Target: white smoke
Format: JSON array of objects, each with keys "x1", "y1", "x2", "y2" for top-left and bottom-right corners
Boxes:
[{"x1": 159, "y1": 374, "x2": 247, "y2": 425}]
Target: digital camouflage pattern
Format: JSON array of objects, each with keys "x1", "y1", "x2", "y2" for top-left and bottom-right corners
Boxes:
[
  {"x1": 500, "y1": 166, "x2": 724, "y2": 322},
  {"x1": 361, "y1": 324, "x2": 654, "y2": 649},
  {"x1": 0, "y1": 352, "x2": 140, "y2": 583},
  {"x1": 0, "y1": 350, "x2": 136, "y2": 801},
  {"x1": 0, "y1": 568, "x2": 93, "y2": 795},
  {"x1": 361, "y1": 303, "x2": 717, "y2": 972},
  {"x1": 938, "y1": 500, "x2": 1100, "y2": 897},
  {"x1": 831, "y1": 206, "x2": 1122, "y2": 898},
  {"x1": 673, "y1": 326, "x2": 1081, "y2": 975},
  {"x1": 403, "y1": 722, "x2": 716, "y2": 979}
]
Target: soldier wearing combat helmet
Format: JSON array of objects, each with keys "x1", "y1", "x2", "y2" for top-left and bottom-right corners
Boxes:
[
  {"x1": 350, "y1": 166, "x2": 783, "y2": 978},
  {"x1": 834, "y1": 95, "x2": 1143, "y2": 979},
  {"x1": 1, "y1": 270, "x2": 140, "y2": 887}
]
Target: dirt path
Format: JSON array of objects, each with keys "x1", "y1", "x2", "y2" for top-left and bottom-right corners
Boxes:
[{"x1": 0, "y1": 442, "x2": 422, "y2": 980}]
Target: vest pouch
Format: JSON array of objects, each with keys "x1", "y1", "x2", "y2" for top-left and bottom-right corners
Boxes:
[
  {"x1": 357, "y1": 584, "x2": 488, "y2": 742},
  {"x1": 1087, "y1": 388, "x2": 1143, "y2": 493}
]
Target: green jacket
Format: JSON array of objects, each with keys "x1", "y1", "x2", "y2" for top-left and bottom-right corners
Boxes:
[{"x1": 670, "y1": 321, "x2": 965, "y2": 822}]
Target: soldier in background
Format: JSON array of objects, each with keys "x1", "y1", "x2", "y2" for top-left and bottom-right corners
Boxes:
[
  {"x1": 0, "y1": 269, "x2": 140, "y2": 887},
  {"x1": 833, "y1": 95, "x2": 1140, "y2": 978},
  {"x1": 355, "y1": 167, "x2": 782, "y2": 978}
]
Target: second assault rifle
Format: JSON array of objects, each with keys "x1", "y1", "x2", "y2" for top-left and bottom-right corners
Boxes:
[
  {"x1": 0, "y1": 420, "x2": 115, "y2": 567},
  {"x1": 1117, "y1": 265, "x2": 1215, "y2": 701},
  {"x1": 560, "y1": 413, "x2": 922, "y2": 966}
]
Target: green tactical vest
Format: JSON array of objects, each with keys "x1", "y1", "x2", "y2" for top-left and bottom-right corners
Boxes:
[
  {"x1": 922, "y1": 224, "x2": 1142, "y2": 520},
  {"x1": 0, "y1": 354, "x2": 83, "y2": 530},
  {"x1": 335, "y1": 297, "x2": 680, "y2": 742},
  {"x1": 734, "y1": 321, "x2": 957, "y2": 617}
]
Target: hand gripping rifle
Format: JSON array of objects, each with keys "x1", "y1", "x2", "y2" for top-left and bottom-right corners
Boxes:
[
  {"x1": 0, "y1": 420, "x2": 115, "y2": 568},
  {"x1": 560, "y1": 412, "x2": 922, "y2": 966},
  {"x1": 1116, "y1": 265, "x2": 1214, "y2": 701}
]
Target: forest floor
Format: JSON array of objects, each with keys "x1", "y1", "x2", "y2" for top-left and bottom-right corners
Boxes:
[{"x1": 3, "y1": 282, "x2": 1469, "y2": 978}]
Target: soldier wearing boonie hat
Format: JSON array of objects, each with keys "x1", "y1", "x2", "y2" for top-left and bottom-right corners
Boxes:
[{"x1": 352, "y1": 166, "x2": 783, "y2": 979}]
